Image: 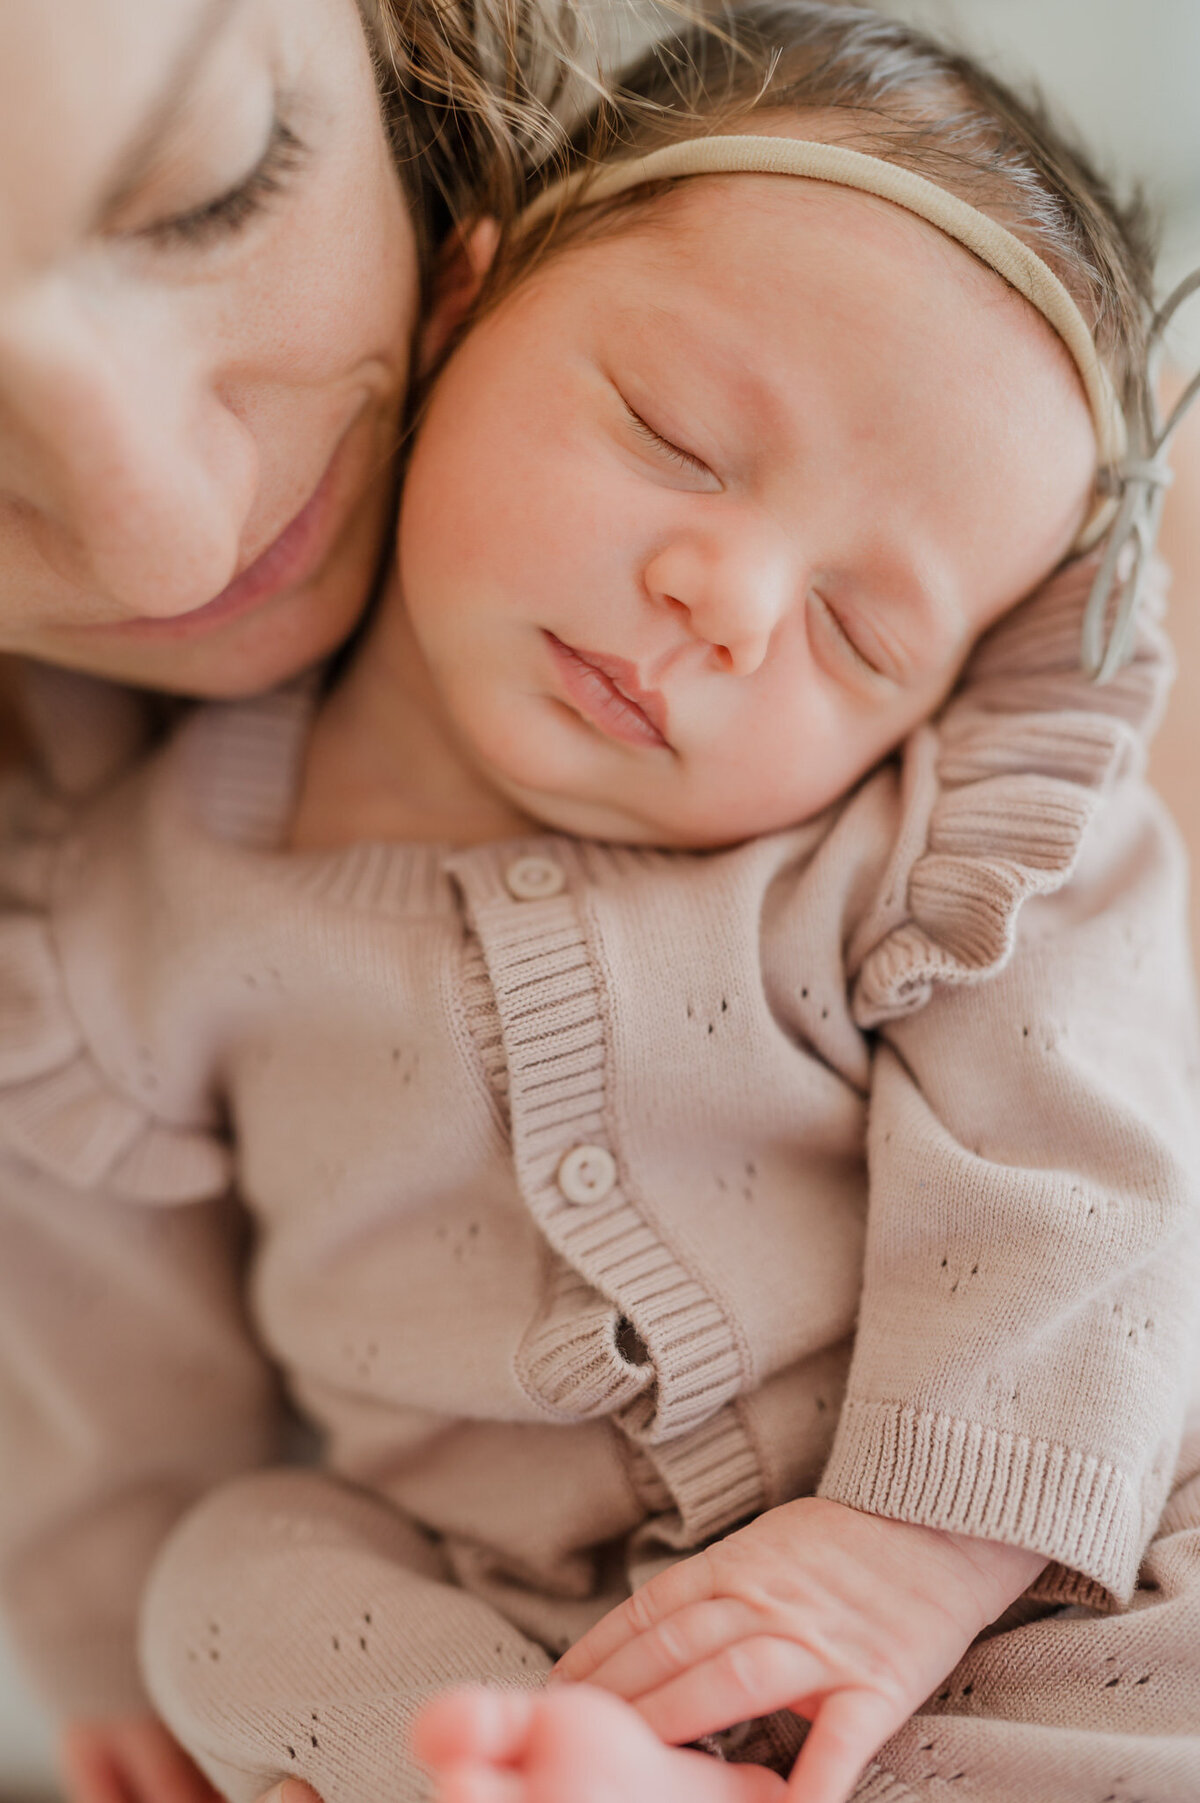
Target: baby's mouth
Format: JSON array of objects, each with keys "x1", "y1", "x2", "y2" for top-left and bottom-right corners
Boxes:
[{"x1": 544, "y1": 632, "x2": 670, "y2": 750}]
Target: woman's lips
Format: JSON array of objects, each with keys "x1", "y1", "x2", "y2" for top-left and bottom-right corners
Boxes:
[
  {"x1": 81, "y1": 440, "x2": 347, "y2": 643},
  {"x1": 544, "y1": 631, "x2": 670, "y2": 749}
]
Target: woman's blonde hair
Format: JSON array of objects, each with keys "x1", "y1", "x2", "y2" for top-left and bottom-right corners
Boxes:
[
  {"x1": 480, "y1": 0, "x2": 1158, "y2": 420},
  {"x1": 357, "y1": 0, "x2": 596, "y2": 268}
]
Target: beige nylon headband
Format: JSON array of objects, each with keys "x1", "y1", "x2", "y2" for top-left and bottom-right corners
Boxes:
[{"x1": 520, "y1": 135, "x2": 1127, "y2": 551}]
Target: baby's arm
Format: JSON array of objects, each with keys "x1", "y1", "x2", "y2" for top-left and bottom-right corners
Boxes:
[
  {"x1": 825, "y1": 775, "x2": 1199, "y2": 1604},
  {"x1": 563, "y1": 560, "x2": 1200, "y2": 1796},
  {"x1": 805, "y1": 542, "x2": 1200, "y2": 1618},
  {"x1": 557, "y1": 1497, "x2": 1042, "y2": 1803}
]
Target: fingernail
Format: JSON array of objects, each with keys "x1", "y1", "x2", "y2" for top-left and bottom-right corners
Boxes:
[{"x1": 278, "y1": 1783, "x2": 324, "y2": 1803}]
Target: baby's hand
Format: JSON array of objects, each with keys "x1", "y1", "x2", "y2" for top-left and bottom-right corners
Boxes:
[
  {"x1": 553, "y1": 1497, "x2": 1046, "y2": 1803},
  {"x1": 61, "y1": 1715, "x2": 224, "y2": 1803}
]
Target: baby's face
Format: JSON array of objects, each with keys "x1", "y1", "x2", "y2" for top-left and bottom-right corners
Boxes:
[{"x1": 399, "y1": 174, "x2": 1097, "y2": 848}]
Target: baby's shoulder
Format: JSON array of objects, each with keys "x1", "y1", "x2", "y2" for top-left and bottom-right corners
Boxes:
[{"x1": 848, "y1": 553, "x2": 1173, "y2": 1027}]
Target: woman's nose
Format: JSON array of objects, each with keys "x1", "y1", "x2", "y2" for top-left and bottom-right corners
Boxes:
[
  {"x1": 643, "y1": 529, "x2": 797, "y2": 676},
  {"x1": 0, "y1": 280, "x2": 257, "y2": 618}
]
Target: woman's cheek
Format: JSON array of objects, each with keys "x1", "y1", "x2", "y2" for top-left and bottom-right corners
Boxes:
[{"x1": 215, "y1": 183, "x2": 416, "y2": 395}]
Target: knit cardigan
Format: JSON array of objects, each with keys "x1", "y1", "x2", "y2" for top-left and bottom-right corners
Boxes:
[{"x1": 0, "y1": 558, "x2": 1197, "y2": 1722}]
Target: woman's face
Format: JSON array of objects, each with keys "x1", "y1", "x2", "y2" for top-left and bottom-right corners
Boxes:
[{"x1": 0, "y1": 0, "x2": 419, "y2": 695}]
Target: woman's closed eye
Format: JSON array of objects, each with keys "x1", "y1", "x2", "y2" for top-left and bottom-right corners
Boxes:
[{"x1": 135, "y1": 113, "x2": 310, "y2": 251}]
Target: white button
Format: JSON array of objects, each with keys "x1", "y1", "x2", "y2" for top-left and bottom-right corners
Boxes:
[
  {"x1": 505, "y1": 855, "x2": 565, "y2": 902},
  {"x1": 557, "y1": 1144, "x2": 617, "y2": 1206}
]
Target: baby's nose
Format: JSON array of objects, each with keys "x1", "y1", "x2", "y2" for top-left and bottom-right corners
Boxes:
[
  {"x1": 649, "y1": 535, "x2": 796, "y2": 676},
  {"x1": 709, "y1": 588, "x2": 791, "y2": 676}
]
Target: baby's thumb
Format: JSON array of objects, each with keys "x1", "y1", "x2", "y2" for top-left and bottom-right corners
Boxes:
[{"x1": 255, "y1": 1783, "x2": 324, "y2": 1803}]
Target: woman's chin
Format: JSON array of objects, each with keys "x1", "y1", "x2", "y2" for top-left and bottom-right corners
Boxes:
[{"x1": 20, "y1": 548, "x2": 379, "y2": 699}]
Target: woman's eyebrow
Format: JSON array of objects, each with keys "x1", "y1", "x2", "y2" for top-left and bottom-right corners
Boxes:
[{"x1": 96, "y1": 0, "x2": 247, "y2": 225}]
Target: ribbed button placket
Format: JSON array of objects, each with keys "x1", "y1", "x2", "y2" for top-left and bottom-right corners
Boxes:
[
  {"x1": 557, "y1": 1144, "x2": 617, "y2": 1205},
  {"x1": 504, "y1": 854, "x2": 566, "y2": 902},
  {"x1": 449, "y1": 844, "x2": 753, "y2": 1453}
]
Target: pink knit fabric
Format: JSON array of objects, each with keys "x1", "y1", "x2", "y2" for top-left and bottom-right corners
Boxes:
[{"x1": 0, "y1": 556, "x2": 1197, "y2": 1799}]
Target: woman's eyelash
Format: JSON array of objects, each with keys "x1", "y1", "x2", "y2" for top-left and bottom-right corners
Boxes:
[
  {"x1": 624, "y1": 403, "x2": 710, "y2": 475},
  {"x1": 140, "y1": 117, "x2": 309, "y2": 249}
]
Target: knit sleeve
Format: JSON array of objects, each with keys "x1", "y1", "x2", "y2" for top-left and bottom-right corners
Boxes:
[
  {"x1": 818, "y1": 554, "x2": 1200, "y2": 1605},
  {"x1": 0, "y1": 777, "x2": 283, "y2": 1721}
]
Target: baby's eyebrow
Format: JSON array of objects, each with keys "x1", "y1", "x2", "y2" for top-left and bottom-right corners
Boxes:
[
  {"x1": 96, "y1": 0, "x2": 247, "y2": 226},
  {"x1": 621, "y1": 299, "x2": 788, "y2": 439}
]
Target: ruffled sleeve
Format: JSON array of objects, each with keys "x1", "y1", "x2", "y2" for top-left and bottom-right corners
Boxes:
[
  {"x1": 0, "y1": 777, "x2": 231, "y2": 1204},
  {"x1": 0, "y1": 773, "x2": 281, "y2": 1721},
  {"x1": 852, "y1": 551, "x2": 1171, "y2": 1027},
  {"x1": 820, "y1": 554, "x2": 1200, "y2": 1605}
]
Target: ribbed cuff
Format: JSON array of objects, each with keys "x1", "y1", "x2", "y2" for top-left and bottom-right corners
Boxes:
[
  {"x1": 1026, "y1": 1560, "x2": 1113, "y2": 1612},
  {"x1": 818, "y1": 1400, "x2": 1142, "y2": 1603}
]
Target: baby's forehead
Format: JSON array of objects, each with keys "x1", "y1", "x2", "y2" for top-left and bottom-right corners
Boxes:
[
  {"x1": 514, "y1": 175, "x2": 1096, "y2": 631},
  {"x1": 519, "y1": 124, "x2": 1113, "y2": 468},
  {"x1": 574, "y1": 174, "x2": 1076, "y2": 400},
  {"x1": 576, "y1": 170, "x2": 1016, "y2": 327}
]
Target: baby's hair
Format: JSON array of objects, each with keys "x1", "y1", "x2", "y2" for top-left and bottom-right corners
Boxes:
[{"x1": 479, "y1": 0, "x2": 1157, "y2": 423}]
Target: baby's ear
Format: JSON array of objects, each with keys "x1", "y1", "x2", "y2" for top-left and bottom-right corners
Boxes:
[{"x1": 418, "y1": 218, "x2": 502, "y2": 373}]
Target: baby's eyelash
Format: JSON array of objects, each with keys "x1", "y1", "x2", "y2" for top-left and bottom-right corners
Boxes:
[
  {"x1": 140, "y1": 116, "x2": 309, "y2": 250},
  {"x1": 623, "y1": 402, "x2": 710, "y2": 476},
  {"x1": 809, "y1": 589, "x2": 885, "y2": 680}
]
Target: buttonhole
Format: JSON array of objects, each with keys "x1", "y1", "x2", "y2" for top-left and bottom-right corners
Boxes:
[{"x1": 615, "y1": 1316, "x2": 651, "y2": 1366}]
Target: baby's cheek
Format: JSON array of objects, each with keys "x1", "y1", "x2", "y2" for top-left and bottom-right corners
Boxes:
[{"x1": 722, "y1": 689, "x2": 864, "y2": 833}]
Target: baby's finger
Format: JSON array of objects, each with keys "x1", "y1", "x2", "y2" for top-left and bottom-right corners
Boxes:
[
  {"x1": 59, "y1": 1737, "x2": 127, "y2": 1803},
  {"x1": 435, "y1": 1771, "x2": 524, "y2": 1803},
  {"x1": 116, "y1": 1724, "x2": 224, "y2": 1803},
  {"x1": 554, "y1": 1553, "x2": 718, "y2": 1682},
  {"x1": 629, "y1": 1635, "x2": 829, "y2": 1746},
  {"x1": 578, "y1": 1596, "x2": 760, "y2": 1701},
  {"x1": 785, "y1": 1689, "x2": 902, "y2": 1803},
  {"x1": 412, "y1": 1689, "x2": 537, "y2": 1769}
]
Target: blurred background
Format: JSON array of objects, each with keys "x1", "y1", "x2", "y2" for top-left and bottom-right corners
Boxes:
[
  {"x1": 883, "y1": 0, "x2": 1200, "y2": 316},
  {"x1": 1, "y1": 2, "x2": 1197, "y2": 1797},
  {"x1": 876, "y1": 0, "x2": 1200, "y2": 961}
]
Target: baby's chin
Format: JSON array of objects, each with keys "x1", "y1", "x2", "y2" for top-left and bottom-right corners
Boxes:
[
  {"x1": 489, "y1": 768, "x2": 848, "y2": 851},
  {"x1": 470, "y1": 705, "x2": 883, "y2": 849}
]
